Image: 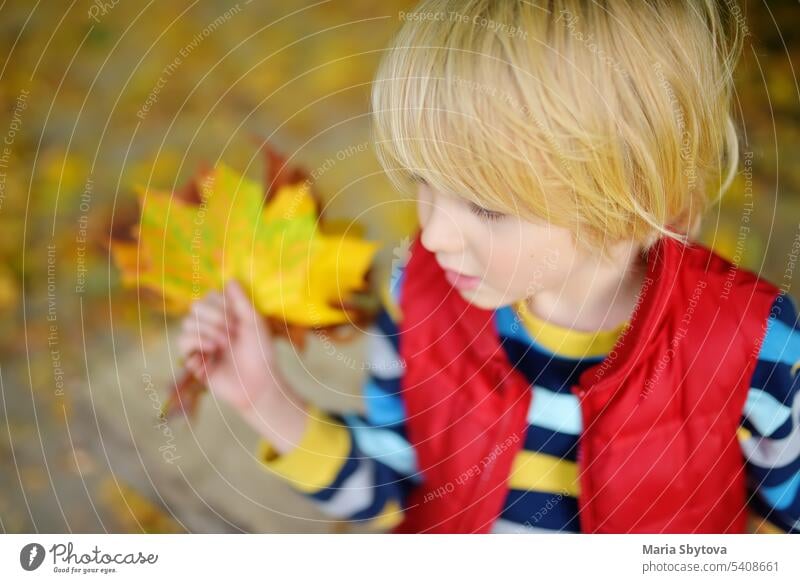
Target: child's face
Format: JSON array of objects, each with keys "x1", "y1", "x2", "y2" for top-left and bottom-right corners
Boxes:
[{"x1": 416, "y1": 181, "x2": 580, "y2": 310}]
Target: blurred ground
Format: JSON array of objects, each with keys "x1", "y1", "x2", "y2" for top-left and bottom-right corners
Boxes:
[
  {"x1": 0, "y1": 1, "x2": 798, "y2": 533},
  {"x1": 0, "y1": 0, "x2": 418, "y2": 534}
]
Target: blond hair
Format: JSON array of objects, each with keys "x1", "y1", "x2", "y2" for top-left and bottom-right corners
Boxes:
[{"x1": 371, "y1": 0, "x2": 745, "y2": 257}]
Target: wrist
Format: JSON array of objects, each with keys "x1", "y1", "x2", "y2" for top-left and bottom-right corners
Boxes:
[{"x1": 240, "y1": 374, "x2": 310, "y2": 455}]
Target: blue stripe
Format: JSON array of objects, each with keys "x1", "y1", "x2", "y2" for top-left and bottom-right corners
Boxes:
[
  {"x1": 742, "y1": 414, "x2": 793, "y2": 440},
  {"x1": 500, "y1": 489, "x2": 580, "y2": 532},
  {"x1": 523, "y1": 424, "x2": 579, "y2": 462},
  {"x1": 376, "y1": 308, "x2": 400, "y2": 352},
  {"x1": 760, "y1": 472, "x2": 800, "y2": 511},
  {"x1": 370, "y1": 374, "x2": 402, "y2": 395},
  {"x1": 749, "y1": 360, "x2": 799, "y2": 406},
  {"x1": 745, "y1": 455, "x2": 800, "y2": 488},
  {"x1": 746, "y1": 491, "x2": 800, "y2": 533},
  {"x1": 769, "y1": 292, "x2": 800, "y2": 329},
  {"x1": 498, "y1": 336, "x2": 598, "y2": 391},
  {"x1": 759, "y1": 317, "x2": 800, "y2": 366},
  {"x1": 495, "y1": 305, "x2": 537, "y2": 345},
  {"x1": 348, "y1": 462, "x2": 406, "y2": 522},
  {"x1": 363, "y1": 378, "x2": 406, "y2": 426},
  {"x1": 306, "y1": 434, "x2": 364, "y2": 503},
  {"x1": 390, "y1": 264, "x2": 405, "y2": 305},
  {"x1": 343, "y1": 412, "x2": 419, "y2": 479}
]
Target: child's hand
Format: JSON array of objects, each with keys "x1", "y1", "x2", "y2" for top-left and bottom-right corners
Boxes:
[
  {"x1": 178, "y1": 281, "x2": 308, "y2": 453},
  {"x1": 176, "y1": 279, "x2": 310, "y2": 453},
  {"x1": 177, "y1": 279, "x2": 282, "y2": 413}
]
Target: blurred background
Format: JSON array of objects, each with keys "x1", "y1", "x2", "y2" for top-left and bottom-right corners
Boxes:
[{"x1": 0, "y1": 0, "x2": 798, "y2": 533}]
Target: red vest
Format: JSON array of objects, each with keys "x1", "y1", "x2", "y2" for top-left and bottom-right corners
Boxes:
[{"x1": 391, "y1": 231, "x2": 780, "y2": 533}]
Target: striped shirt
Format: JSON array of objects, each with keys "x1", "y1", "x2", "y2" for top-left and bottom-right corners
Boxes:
[{"x1": 256, "y1": 256, "x2": 800, "y2": 533}]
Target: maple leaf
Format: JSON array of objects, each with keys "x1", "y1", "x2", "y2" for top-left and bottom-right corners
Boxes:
[
  {"x1": 110, "y1": 158, "x2": 381, "y2": 419},
  {"x1": 111, "y1": 162, "x2": 379, "y2": 326}
]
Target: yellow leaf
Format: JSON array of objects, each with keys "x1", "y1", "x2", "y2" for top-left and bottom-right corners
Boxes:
[{"x1": 112, "y1": 163, "x2": 380, "y2": 326}]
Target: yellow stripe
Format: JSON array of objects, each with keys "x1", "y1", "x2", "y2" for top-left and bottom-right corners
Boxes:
[
  {"x1": 367, "y1": 498, "x2": 405, "y2": 531},
  {"x1": 507, "y1": 450, "x2": 581, "y2": 496},
  {"x1": 737, "y1": 426, "x2": 752, "y2": 441},
  {"x1": 746, "y1": 509, "x2": 786, "y2": 534},
  {"x1": 510, "y1": 451, "x2": 786, "y2": 532},
  {"x1": 513, "y1": 299, "x2": 628, "y2": 359},
  {"x1": 256, "y1": 404, "x2": 351, "y2": 493}
]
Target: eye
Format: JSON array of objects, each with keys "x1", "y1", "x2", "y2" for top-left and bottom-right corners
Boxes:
[{"x1": 468, "y1": 202, "x2": 506, "y2": 222}]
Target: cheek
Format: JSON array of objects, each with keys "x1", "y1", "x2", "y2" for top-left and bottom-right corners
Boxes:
[
  {"x1": 479, "y1": 237, "x2": 532, "y2": 288},
  {"x1": 481, "y1": 228, "x2": 569, "y2": 292}
]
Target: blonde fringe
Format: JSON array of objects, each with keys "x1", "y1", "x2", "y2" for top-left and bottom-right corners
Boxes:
[{"x1": 371, "y1": 0, "x2": 746, "y2": 259}]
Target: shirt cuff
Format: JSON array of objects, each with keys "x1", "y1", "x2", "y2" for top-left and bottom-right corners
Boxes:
[{"x1": 256, "y1": 404, "x2": 352, "y2": 494}]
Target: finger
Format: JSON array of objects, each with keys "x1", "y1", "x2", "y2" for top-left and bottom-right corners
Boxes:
[
  {"x1": 188, "y1": 302, "x2": 236, "y2": 333},
  {"x1": 188, "y1": 353, "x2": 215, "y2": 382},
  {"x1": 180, "y1": 322, "x2": 226, "y2": 352},
  {"x1": 201, "y1": 291, "x2": 224, "y2": 307},
  {"x1": 220, "y1": 299, "x2": 240, "y2": 337},
  {"x1": 224, "y1": 279, "x2": 258, "y2": 322},
  {"x1": 178, "y1": 327, "x2": 225, "y2": 355},
  {"x1": 189, "y1": 294, "x2": 222, "y2": 319},
  {"x1": 185, "y1": 353, "x2": 204, "y2": 379},
  {"x1": 196, "y1": 351, "x2": 220, "y2": 378},
  {"x1": 182, "y1": 315, "x2": 232, "y2": 345},
  {"x1": 177, "y1": 331, "x2": 203, "y2": 356}
]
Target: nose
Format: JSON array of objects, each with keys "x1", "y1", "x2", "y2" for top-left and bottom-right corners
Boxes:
[{"x1": 418, "y1": 196, "x2": 465, "y2": 255}]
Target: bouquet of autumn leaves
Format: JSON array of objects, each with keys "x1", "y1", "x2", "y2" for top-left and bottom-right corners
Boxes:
[{"x1": 110, "y1": 145, "x2": 381, "y2": 420}]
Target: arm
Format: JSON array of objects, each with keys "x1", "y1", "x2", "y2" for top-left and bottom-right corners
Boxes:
[
  {"x1": 253, "y1": 256, "x2": 419, "y2": 530},
  {"x1": 739, "y1": 291, "x2": 800, "y2": 534}
]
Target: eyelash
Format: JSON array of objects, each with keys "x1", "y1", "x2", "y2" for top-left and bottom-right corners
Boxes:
[
  {"x1": 411, "y1": 174, "x2": 504, "y2": 222},
  {"x1": 469, "y1": 203, "x2": 505, "y2": 222}
]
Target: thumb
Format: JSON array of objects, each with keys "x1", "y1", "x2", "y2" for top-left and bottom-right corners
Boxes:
[{"x1": 224, "y1": 279, "x2": 258, "y2": 321}]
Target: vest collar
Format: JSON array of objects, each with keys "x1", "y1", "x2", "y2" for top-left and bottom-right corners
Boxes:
[{"x1": 573, "y1": 235, "x2": 684, "y2": 396}]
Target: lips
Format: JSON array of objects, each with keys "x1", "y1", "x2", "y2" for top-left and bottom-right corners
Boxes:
[{"x1": 442, "y1": 267, "x2": 481, "y2": 290}]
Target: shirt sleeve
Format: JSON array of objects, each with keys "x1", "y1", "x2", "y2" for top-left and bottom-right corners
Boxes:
[
  {"x1": 254, "y1": 252, "x2": 419, "y2": 531},
  {"x1": 739, "y1": 290, "x2": 800, "y2": 534}
]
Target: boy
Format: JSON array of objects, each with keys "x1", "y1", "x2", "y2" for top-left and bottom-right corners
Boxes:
[{"x1": 177, "y1": 0, "x2": 800, "y2": 533}]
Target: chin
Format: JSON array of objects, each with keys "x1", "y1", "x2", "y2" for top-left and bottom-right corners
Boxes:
[{"x1": 458, "y1": 288, "x2": 505, "y2": 310}]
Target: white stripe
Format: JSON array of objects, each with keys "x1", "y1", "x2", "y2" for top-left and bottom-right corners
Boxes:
[
  {"x1": 349, "y1": 422, "x2": 419, "y2": 478},
  {"x1": 365, "y1": 328, "x2": 404, "y2": 380},
  {"x1": 527, "y1": 386, "x2": 583, "y2": 435},
  {"x1": 743, "y1": 387, "x2": 792, "y2": 437},
  {"x1": 490, "y1": 517, "x2": 568, "y2": 534},
  {"x1": 740, "y1": 390, "x2": 800, "y2": 468}
]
